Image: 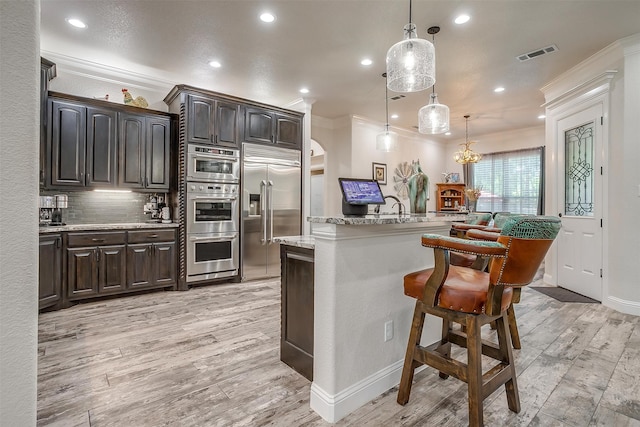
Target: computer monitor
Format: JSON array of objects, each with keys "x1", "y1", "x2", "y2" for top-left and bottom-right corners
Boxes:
[{"x1": 338, "y1": 178, "x2": 385, "y2": 205}]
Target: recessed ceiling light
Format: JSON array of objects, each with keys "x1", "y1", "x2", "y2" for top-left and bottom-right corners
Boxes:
[
  {"x1": 445, "y1": 132, "x2": 452, "y2": 136},
  {"x1": 299, "y1": 88, "x2": 309, "y2": 94},
  {"x1": 538, "y1": 114, "x2": 546, "y2": 119},
  {"x1": 454, "y1": 14, "x2": 470, "y2": 25},
  {"x1": 390, "y1": 114, "x2": 399, "y2": 119},
  {"x1": 361, "y1": 58, "x2": 373, "y2": 66},
  {"x1": 260, "y1": 12, "x2": 276, "y2": 23},
  {"x1": 66, "y1": 18, "x2": 87, "y2": 28},
  {"x1": 209, "y1": 60, "x2": 221, "y2": 68},
  {"x1": 494, "y1": 87, "x2": 505, "y2": 93}
]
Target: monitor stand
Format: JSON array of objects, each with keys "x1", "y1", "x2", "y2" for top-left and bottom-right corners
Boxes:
[{"x1": 342, "y1": 199, "x2": 368, "y2": 216}]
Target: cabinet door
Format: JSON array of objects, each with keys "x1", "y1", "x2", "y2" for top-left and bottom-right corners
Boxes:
[
  {"x1": 118, "y1": 113, "x2": 146, "y2": 189},
  {"x1": 243, "y1": 107, "x2": 274, "y2": 144},
  {"x1": 145, "y1": 116, "x2": 171, "y2": 190},
  {"x1": 126, "y1": 243, "x2": 153, "y2": 289},
  {"x1": 49, "y1": 100, "x2": 86, "y2": 187},
  {"x1": 67, "y1": 247, "x2": 99, "y2": 299},
  {"x1": 153, "y1": 241, "x2": 176, "y2": 286},
  {"x1": 86, "y1": 107, "x2": 117, "y2": 188},
  {"x1": 215, "y1": 101, "x2": 240, "y2": 147},
  {"x1": 39, "y1": 234, "x2": 62, "y2": 310},
  {"x1": 275, "y1": 113, "x2": 302, "y2": 149},
  {"x1": 187, "y1": 95, "x2": 215, "y2": 144},
  {"x1": 97, "y1": 245, "x2": 127, "y2": 293}
]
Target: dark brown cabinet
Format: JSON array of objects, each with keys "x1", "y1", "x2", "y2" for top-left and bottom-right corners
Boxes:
[
  {"x1": 40, "y1": 58, "x2": 56, "y2": 185},
  {"x1": 186, "y1": 94, "x2": 240, "y2": 147},
  {"x1": 280, "y1": 244, "x2": 314, "y2": 380},
  {"x1": 119, "y1": 113, "x2": 171, "y2": 191},
  {"x1": 243, "y1": 107, "x2": 302, "y2": 149},
  {"x1": 66, "y1": 232, "x2": 127, "y2": 300},
  {"x1": 47, "y1": 99, "x2": 118, "y2": 189},
  {"x1": 126, "y1": 229, "x2": 177, "y2": 290},
  {"x1": 39, "y1": 234, "x2": 62, "y2": 310}
]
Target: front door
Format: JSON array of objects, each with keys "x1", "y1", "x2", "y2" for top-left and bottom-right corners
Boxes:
[{"x1": 556, "y1": 104, "x2": 603, "y2": 301}]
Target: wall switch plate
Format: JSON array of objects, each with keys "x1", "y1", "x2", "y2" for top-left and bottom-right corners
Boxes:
[{"x1": 384, "y1": 320, "x2": 393, "y2": 342}]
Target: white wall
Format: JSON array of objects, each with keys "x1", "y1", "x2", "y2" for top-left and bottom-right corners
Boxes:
[{"x1": 0, "y1": 1, "x2": 40, "y2": 425}]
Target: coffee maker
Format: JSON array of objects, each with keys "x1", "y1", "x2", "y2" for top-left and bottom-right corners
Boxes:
[
  {"x1": 144, "y1": 193, "x2": 169, "y2": 222},
  {"x1": 39, "y1": 194, "x2": 68, "y2": 226}
]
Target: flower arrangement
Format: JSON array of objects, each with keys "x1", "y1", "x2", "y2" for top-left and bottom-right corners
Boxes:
[{"x1": 465, "y1": 186, "x2": 483, "y2": 201}]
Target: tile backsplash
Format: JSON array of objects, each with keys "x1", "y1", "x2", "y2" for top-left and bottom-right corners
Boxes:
[{"x1": 40, "y1": 190, "x2": 159, "y2": 224}]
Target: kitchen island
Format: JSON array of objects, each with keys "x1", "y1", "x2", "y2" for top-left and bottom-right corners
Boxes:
[{"x1": 280, "y1": 213, "x2": 465, "y2": 423}]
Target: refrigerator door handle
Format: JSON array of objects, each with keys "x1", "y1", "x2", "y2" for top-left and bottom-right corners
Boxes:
[
  {"x1": 260, "y1": 180, "x2": 267, "y2": 245},
  {"x1": 267, "y1": 180, "x2": 274, "y2": 243}
]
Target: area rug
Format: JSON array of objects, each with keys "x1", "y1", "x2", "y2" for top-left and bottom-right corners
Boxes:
[{"x1": 530, "y1": 286, "x2": 599, "y2": 303}]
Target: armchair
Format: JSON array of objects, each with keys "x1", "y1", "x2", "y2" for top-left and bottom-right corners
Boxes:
[{"x1": 397, "y1": 216, "x2": 561, "y2": 426}]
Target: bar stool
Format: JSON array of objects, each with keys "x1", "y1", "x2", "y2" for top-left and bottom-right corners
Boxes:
[{"x1": 397, "y1": 216, "x2": 561, "y2": 426}]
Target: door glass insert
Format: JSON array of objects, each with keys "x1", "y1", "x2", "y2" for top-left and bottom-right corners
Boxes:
[
  {"x1": 195, "y1": 241, "x2": 231, "y2": 262},
  {"x1": 194, "y1": 201, "x2": 232, "y2": 222},
  {"x1": 194, "y1": 158, "x2": 233, "y2": 174},
  {"x1": 565, "y1": 122, "x2": 594, "y2": 216}
]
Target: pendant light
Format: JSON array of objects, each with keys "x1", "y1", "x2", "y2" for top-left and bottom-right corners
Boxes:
[
  {"x1": 386, "y1": 0, "x2": 435, "y2": 93},
  {"x1": 418, "y1": 26, "x2": 449, "y2": 134},
  {"x1": 376, "y1": 73, "x2": 398, "y2": 152},
  {"x1": 454, "y1": 115, "x2": 482, "y2": 164}
]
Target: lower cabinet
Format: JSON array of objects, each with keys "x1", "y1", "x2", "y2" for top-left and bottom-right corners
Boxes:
[
  {"x1": 39, "y1": 234, "x2": 62, "y2": 310},
  {"x1": 62, "y1": 228, "x2": 177, "y2": 305},
  {"x1": 126, "y1": 230, "x2": 177, "y2": 290},
  {"x1": 280, "y1": 244, "x2": 314, "y2": 381}
]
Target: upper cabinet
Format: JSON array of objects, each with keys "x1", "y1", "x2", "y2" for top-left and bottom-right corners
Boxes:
[
  {"x1": 118, "y1": 113, "x2": 170, "y2": 190},
  {"x1": 186, "y1": 95, "x2": 240, "y2": 148},
  {"x1": 243, "y1": 107, "x2": 302, "y2": 149},
  {"x1": 40, "y1": 58, "x2": 56, "y2": 185},
  {"x1": 44, "y1": 92, "x2": 174, "y2": 192},
  {"x1": 164, "y1": 85, "x2": 304, "y2": 151}
]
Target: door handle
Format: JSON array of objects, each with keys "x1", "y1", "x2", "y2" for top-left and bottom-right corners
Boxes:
[
  {"x1": 189, "y1": 235, "x2": 236, "y2": 242},
  {"x1": 260, "y1": 180, "x2": 267, "y2": 245},
  {"x1": 267, "y1": 180, "x2": 274, "y2": 243}
]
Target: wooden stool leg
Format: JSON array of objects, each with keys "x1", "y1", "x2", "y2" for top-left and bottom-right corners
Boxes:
[
  {"x1": 495, "y1": 313, "x2": 520, "y2": 413},
  {"x1": 466, "y1": 315, "x2": 484, "y2": 427},
  {"x1": 506, "y1": 304, "x2": 521, "y2": 349},
  {"x1": 438, "y1": 319, "x2": 452, "y2": 379},
  {"x1": 397, "y1": 302, "x2": 426, "y2": 405}
]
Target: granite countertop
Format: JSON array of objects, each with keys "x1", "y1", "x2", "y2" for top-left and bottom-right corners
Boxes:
[
  {"x1": 272, "y1": 235, "x2": 316, "y2": 250},
  {"x1": 307, "y1": 212, "x2": 468, "y2": 225},
  {"x1": 39, "y1": 222, "x2": 180, "y2": 233}
]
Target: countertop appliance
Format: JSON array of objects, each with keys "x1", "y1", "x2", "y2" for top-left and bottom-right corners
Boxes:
[
  {"x1": 242, "y1": 143, "x2": 301, "y2": 280},
  {"x1": 39, "y1": 194, "x2": 68, "y2": 226}
]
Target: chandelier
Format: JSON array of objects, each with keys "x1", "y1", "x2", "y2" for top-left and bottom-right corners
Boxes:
[
  {"x1": 418, "y1": 26, "x2": 449, "y2": 134},
  {"x1": 376, "y1": 73, "x2": 398, "y2": 152},
  {"x1": 454, "y1": 115, "x2": 482, "y2": 164},
  {"x1": 386, "y1": 0, "x2": 435, "y2": 93}
]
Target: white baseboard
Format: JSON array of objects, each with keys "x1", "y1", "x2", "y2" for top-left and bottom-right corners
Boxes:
[
  {"x1": 310, "y1": 360, "x2": 419, "y2": 423},
  {"x1": 603, "y1": 295, "x2": 640, "y2": 316}
]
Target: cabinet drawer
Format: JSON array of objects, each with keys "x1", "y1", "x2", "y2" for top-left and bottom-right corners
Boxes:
[
  {"x1": 128, "y1": 229, "x2": 175, "y2": 244},
  {"x1": 67, "y1": 231, "x2": 126, "y2": 247}
]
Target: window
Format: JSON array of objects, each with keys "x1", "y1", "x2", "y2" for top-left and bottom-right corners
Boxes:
[{"x1": 468, "y1": 147, "x2": 544, "y2": 214}]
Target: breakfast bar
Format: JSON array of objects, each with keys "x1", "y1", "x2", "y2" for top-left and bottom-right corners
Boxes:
[{"x1": 278, "y1": 213, "x2": 465, "y2": 423}]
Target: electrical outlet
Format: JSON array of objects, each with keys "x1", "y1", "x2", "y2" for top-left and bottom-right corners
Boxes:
[{"x1": 384, "y1": 320, "x2": 393, "y2": 342}]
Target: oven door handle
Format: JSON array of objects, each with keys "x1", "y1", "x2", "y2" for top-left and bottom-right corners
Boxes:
[
  {"x1": 189, "y1": 235, "x2": 237, "y2": 242},
  {"x1": 188, "y1": 196, "x2": 237, "y2": 202},
  {"x1": 260, "y1": 180, "x2": 267, "y2": 245},
  {"x1": 267, "y1": 180, "x2": 274, "y2": 243},
  {"x1": 191, "y1": 153, "x2": 237, "y2": 162}
]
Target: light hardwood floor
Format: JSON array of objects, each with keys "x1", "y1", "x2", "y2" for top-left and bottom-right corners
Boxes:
[{"x1": 38, "y1": 279, "x2": 640, "y2": 426}]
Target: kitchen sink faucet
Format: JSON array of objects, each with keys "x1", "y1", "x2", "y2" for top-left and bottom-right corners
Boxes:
[{"x1": 374, "y1": 195, "x2": 405, "y2": 215}]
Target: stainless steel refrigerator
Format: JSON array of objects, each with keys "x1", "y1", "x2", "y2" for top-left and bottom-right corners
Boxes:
[{"x1": 241, "y1": 143, "x2": 301, "y2": 280}]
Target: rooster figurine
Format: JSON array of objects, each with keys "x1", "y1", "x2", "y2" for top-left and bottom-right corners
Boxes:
[{"x1": 122, "y1": 88, "x2": 148, "y2": 108}]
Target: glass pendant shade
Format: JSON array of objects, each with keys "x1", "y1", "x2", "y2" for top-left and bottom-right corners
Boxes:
[
  {"x1": 386, "y1": 24, "x2": 435, "y2": 93},
  {"x1": 418, "y1": 93, "x2": 449, "y2": 134},
  {"x1": 376, "y1": 128, "x2": 398, "y2": 152}
]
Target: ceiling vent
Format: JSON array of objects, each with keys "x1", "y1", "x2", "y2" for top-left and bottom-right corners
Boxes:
[
  {"x1": 517, "y1": 44, "x2": 558, "y2": 62},
  {"x1": 390, "y1": 94, "x2": 406, "y2": 101}
]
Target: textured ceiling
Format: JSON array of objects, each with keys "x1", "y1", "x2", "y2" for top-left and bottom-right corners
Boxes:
[{"x1": 40, "y1": 0, "x2": 640, "y2": 143}]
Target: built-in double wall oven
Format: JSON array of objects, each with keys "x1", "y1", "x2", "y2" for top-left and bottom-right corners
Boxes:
[{"x1": 185, "y1": 145, "x2": 240, "y2": 282}]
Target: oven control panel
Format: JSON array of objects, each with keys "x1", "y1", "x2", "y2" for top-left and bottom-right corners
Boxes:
[{"x1": 187, "y1": 183, "x2": 238, "y2": 195}]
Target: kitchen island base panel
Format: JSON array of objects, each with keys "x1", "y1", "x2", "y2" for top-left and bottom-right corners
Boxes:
[{"x1": 310, "y1": 221, "x2": 451, "y2": 423}]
